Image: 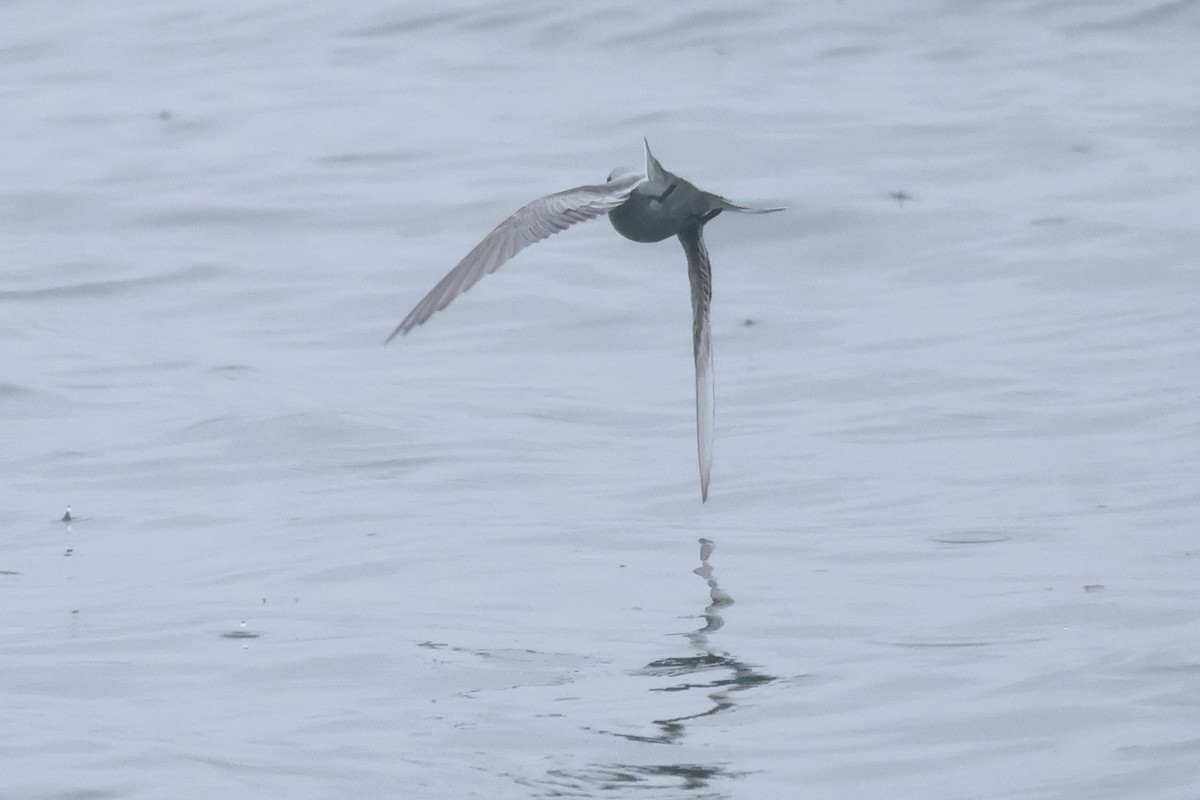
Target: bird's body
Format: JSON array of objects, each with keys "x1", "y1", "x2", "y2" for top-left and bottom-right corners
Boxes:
[
  {"x1": 387, "y1": 141, "x2": 782, "y2": 502},
  {"x1": 609, "y1": 169, "x2": 707, "y2": 243}
]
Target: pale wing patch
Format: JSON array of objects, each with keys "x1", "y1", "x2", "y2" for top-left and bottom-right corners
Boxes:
[
  {"x1": 679, "y1": 223, "x2": 715, "y2": 503},
  {"x1": 386, "y1": 174, "x2": 644, "y2": 342}
]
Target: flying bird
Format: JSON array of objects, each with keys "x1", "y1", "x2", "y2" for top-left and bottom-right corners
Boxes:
[{"x1": 386, "y1": 140, "x2": 782, "y2": 502}]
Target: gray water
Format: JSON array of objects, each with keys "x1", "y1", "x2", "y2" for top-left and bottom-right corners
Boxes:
[{"x1": 3, "y1": 1, "x2": 1200, "y2": 798}]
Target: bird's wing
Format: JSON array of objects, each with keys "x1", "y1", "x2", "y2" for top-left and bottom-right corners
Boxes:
[
  {"x1": 714, "y1": 195, "x2": 786, "y2": 215},
  {"x1": 386, "y1": 173, "x2": 644, "y2": 342},
  {"x1": 678, "y1": 223, "x2": 714, "y2": 503}
]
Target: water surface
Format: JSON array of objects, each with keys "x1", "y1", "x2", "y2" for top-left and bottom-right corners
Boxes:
[{"x1": 3, "y1": 1, "x2": 1200, "y2": 798}]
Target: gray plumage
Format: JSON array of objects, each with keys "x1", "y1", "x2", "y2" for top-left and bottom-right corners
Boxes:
[
  {"x1": 387, "y1": 140, "x2": 783, "y2": 502},
  {"x1": 385, "y1": 172, "x2": 644, "y2": 341}
]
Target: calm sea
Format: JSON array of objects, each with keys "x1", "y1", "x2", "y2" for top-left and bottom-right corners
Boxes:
[{"x1": 3, "y1": 1, "x2": 1199, "y2": 797}]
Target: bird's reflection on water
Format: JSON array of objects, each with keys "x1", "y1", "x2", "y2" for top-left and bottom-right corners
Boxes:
[
  {"x1": 550, "y1": 538, "x2": 777, "y2": 795},
  {"x1": 619, "y1": 538, "x2": 773, "y2": 746}
]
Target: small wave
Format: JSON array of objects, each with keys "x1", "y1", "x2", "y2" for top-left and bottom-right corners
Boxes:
[{"x1": 0, "y1": 263, "x2": 219, "y2": 302}]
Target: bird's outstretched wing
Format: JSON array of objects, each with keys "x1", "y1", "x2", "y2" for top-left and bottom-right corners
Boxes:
[
  {"x1": 714, "y1": 195, "x2": 785, "y2": 215},
  {"x1": 678, "y1": 222, "x2": 715, "y2": 503},
  {"x1": 386, "y1": 173, "x2": 645, "y2": 342}
]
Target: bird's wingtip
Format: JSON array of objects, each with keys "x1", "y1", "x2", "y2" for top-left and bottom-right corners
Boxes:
[
  {"x1": 643, "y1": 138, "x2": 667, "y2": 182},
  {"x1": 383, "y1": 323, "x2": 406, "y2": 345},
  {"x1": 720, "y1": 199, "x2": 787, "y2": 215}
]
